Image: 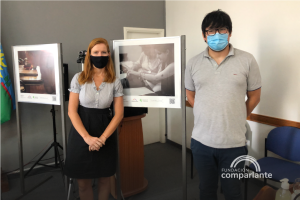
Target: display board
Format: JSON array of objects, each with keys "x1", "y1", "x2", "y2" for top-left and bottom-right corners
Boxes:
[
  {"x1": 12, "y1": 43, "x2": 62, "y2": 105},
  {"x1": 113, "y1": 36, "x2": 181, "y2": 108}
]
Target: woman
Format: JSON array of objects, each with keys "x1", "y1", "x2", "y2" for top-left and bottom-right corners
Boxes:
[
  {"x1": 64, "y1": 38, "x2": 124, "y2": 200},
  {"x1": 131, "y1": 45, "x2": 161, "y2": 73},
  {"x1": 122, "y1": 45, "x2": 162, "y2": 91},
  {"x1": 127, "y1": 44, "x2": 175, "y2": 96}
]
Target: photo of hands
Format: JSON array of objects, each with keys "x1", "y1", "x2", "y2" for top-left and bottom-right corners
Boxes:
[
  {"x1": 119, "y1": 44, "x2": 175, "y2": 97},
  {"x1": 113, "y1": 36, "x2": 182, "y2": 108}
]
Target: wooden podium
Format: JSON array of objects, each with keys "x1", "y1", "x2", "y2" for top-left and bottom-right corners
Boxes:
[{"x1": 111, "y1": 114, "x2": 148, "y2": 198}]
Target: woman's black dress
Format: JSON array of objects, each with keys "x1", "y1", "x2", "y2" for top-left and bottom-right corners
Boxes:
[{"x1": 64, "y1": 105, "x2": 116, "y2": 179}]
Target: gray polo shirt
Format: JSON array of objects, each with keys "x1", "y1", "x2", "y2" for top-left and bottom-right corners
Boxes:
[{"x1": 185, "y1": 44, "x2": 261, "y2": 148}]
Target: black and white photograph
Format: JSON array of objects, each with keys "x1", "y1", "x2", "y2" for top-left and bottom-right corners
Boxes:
[
  {"x1": 12, "y1": 43, "x2": 62, "y2": 105},
  {"x1": 114, "y1": 37, "x2": 182, "y2": 108}
]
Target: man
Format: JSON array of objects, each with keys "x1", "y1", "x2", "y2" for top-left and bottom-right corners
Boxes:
[{"x1": 185, "y1": 10, "x2": 261, "y2": 200}]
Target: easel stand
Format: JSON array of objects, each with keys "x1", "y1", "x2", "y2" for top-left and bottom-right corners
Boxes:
[
  {"x1": 12, "y1": 44, "x2": 68, "y2": 198},
  {"x1": 14, "y1": 102, "x2": 67, "y2": 200},
  {"x1": 24, "y1": 105, "x2": 64, "y2": 184},
  {"x1": 180, "y1": 35, "x2": 187, "y2": 200},
  {"x1": 112, "y1": 35, "x2": 187, "y2": 200}
]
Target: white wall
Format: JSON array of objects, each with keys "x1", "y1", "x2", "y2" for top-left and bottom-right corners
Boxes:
[
  {"x1": 166, "y1": 1, "x2": 300, "y2": 158},
  {"x1": 142, "y1": 108, "x2": 165, "y2": 145}
]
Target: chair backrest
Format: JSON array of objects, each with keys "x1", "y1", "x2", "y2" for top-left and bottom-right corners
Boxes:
[{"x1": 266, "y1": 126, "x2": 300, "y2": 161}]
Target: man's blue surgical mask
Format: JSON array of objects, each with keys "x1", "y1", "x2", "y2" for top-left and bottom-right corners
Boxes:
[{"x1": 207, "y1": 33, "x2": 229, "y2": 52}]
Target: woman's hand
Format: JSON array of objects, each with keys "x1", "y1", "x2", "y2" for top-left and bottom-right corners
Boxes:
[
  {"x1": 127, "y1": 69, "x2": 133, "y2": 77},
  {"x1": 121, "y1": 63, "x2": 129, "y2": 73},
  {"x1": 127, "y1": 69, "x2": 139, "y2": 78},
  {"x1": 89, "y1": 96, "x2": 123, "y2": 152},
  {"x1": 84, "y1": 135, "x2": 103, "y2": 151},
  {"x1": 89, "y1": 135, "x2": 107, "y2": 151}
]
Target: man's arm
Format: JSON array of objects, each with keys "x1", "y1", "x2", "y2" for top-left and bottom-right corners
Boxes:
[
  {"x1": 246, "y1": 88, "x2": 261, "y2": 117},
  {"x1": 186, "y1": 89, "x2": 195, "y2": 108}
]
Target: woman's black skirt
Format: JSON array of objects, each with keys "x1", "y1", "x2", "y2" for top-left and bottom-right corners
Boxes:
[{"x1": 64, "y1": 105, "x2": 116, "y2": 179}]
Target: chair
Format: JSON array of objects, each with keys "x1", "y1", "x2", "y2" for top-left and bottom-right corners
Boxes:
[
  {"x1": 244, "y1": 126, "x2": 300, "y2": 200},
  {"x1": 253, "y1": 184, "x2": 296, "y2": 200},
  {"x1": 253, "y1": 185, "x2": 276, "y2": 200}
]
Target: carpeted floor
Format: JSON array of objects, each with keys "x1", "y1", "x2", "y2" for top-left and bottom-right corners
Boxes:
[{"x1": 2, "y1": 142, "x2": 265, "y2": 200}]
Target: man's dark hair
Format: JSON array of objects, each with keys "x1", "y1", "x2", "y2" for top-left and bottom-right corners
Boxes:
[{"x1": 201, "y1": 9, "x2": 232, "y2": 37}]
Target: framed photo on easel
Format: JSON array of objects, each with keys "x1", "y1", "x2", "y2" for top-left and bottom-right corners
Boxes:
[
  {"x1": 12, "y1": 43, "x2": 62, "y2": 105},
  {"x1": 113, "y1": 36, "x2": 182, "y2": 108}
]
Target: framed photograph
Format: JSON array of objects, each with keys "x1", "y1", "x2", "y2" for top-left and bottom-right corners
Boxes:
[
  {"x1": 12, "y1": 43, "x2": 62, "y2": 105},
  {"x1": 113, "y1": 36, "x2": 181, "y2": 108}
]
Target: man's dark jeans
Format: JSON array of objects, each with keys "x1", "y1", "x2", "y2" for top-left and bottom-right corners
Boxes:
[{"x1": 191, "y1": 138, "x2": 248, "y2": 200}]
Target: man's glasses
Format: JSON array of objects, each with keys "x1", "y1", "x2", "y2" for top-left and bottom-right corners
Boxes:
[{"x1": 205, "y1": 27, "x2": 228, "y2": 36}]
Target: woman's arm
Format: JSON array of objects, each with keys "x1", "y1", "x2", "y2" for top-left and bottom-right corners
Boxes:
[
  {"x1": 127, "y1": 63, "x2": 174, "y2": 82},
  {"x1": 132, "y1": 62, "x2": 141, "y2": 71},
  {"x1": 102, "y1": 96, "x2": 124, "y2": 139},
  {"x1": 131, "y1": 52, "x2": 145, "y2": 71},
  {"x1": 68, "y1": 92, "x2": 104, "y2": 149},
  {"x1": 90, "y1": 96, "x2": 124, "y2": 150},
  {"x1": 143, "y1": 63, "x2": 174, "y2": 82}
]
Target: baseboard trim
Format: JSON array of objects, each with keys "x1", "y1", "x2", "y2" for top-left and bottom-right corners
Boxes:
[{"x1": 247, "y1": 113, "x2": 300, "y2": 128}]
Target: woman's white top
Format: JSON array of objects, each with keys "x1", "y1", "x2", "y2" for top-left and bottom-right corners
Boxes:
[{"x1": 69, "y1": 72, "x2": 123, "y2": 109}]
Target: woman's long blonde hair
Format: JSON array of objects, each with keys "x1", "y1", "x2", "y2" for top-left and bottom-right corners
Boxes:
[{"x1": 78, "y1": 38, "x2": 116, "y2": 84}]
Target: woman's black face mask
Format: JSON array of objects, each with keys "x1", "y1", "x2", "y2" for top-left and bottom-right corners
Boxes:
[{"x1": 90, "y1": 55, "x2": 109, "y2": 69}]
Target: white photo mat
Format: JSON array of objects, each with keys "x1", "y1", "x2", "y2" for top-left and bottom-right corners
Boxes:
[
  {"x1": 113, "y1": 36, "x2": 181, "y2": 108},
  {"x1": 12, "y1": 43, "x2": 61, "y2": 105}
]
